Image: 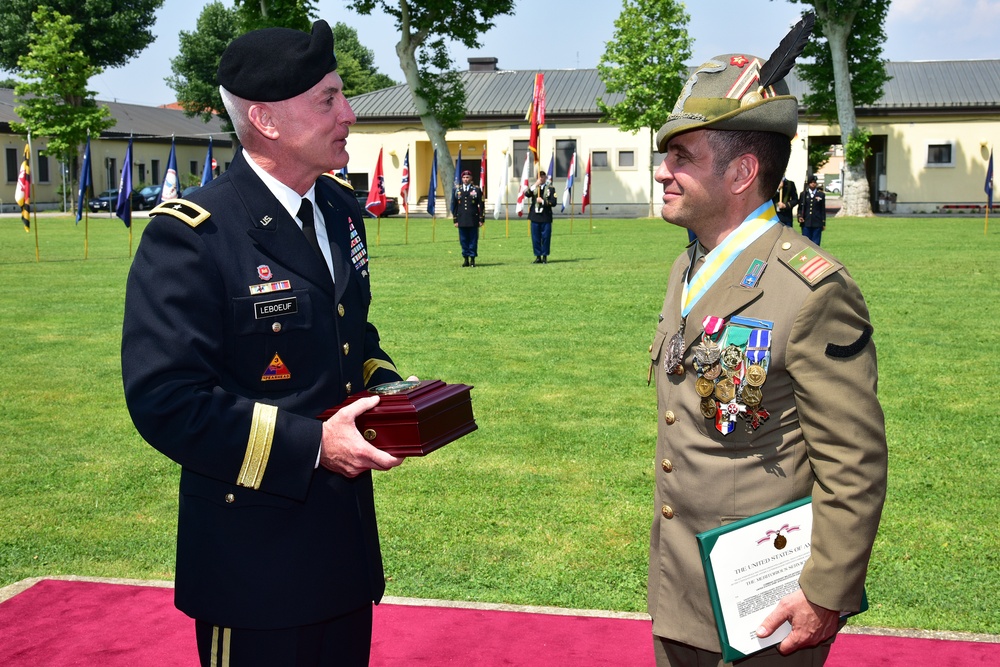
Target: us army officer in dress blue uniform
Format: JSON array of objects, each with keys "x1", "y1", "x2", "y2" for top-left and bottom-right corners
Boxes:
[
  {"x1": 646, "y1": 16, "x2": 887, "y2": 667},
  {"x1": 122, "y1": 21, "x2": 405, "y2": 667}
]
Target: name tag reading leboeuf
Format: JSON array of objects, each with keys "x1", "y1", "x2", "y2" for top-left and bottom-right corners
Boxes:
[{"x1": 254, "y1": 296, "x2": 298, "y2": 319}]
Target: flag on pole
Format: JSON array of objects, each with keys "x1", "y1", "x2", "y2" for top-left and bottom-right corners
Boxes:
[
  {"x1": 365, "y1": 147, "x2": 387, "y2": 218},
  {"x1": 494, "y1": 151, "x2": 510, "y2": 220},
  {"x1": 454, "y1": 147, "x2": 463, "y2": 187},
  {"x1": 516, "y1": 151, "x2": 531, "y2": 217},
  {"x1": 15, "y1": 142, "x2": 31, "y2": 231},
  {"x1": 75, "y1": 135, "x2": 93, "y2": 224},
  {"x1": 427, "y1": 149, "x2": 438, "y2": 216},
  {"x1": 337, "y1": 166, "x2": 348, "y2": 179},
  {"x1": 200, "y1": 137, "x2": 214, "y2": 187},
  {"x1": 115, "y1": 137, "x2": 134, "y2": 228},
  {"x1": 546, "y1": 155, "x2": 554, "y2": 185},
  {"x1": 581, "y1": 153, "x2": 592, "y2": 214},
  {"x1": 160, "y1": 139, "x2": 179, "y2": 204},
  {"x1": 986, "y1": 149, "x2": 994, "y2": 210},
  {"x1": 562, "y1": 151, "x2": 576, "y2": 212},
  {"x1": 479, "y1": 149, "x2": 487, "y2": 191},
  {"x1": 526, "y1": 73, "x2": 546, "y2": 167},
  {"x1": 400, "y1": 148, "x2": 410, "y2": 213}
]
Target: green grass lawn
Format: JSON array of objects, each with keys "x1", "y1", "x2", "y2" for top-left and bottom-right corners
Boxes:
[{"x1": 1, "y1": 211, "x2": 997, "y2": 634}]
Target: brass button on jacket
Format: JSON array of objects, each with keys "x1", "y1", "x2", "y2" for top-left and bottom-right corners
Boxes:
[
  {"x1": 661, "y1": 505, "x2": 674, "y2": 519},
  {"x1": 661, "y1": 458, "x2": 673, "y2": 473},
  {"x1": 342, "y1": 343, "x2": 350, "y2": 355},
  {"x1": 664, "y1": 410, "x2": 676, "y2": 425},
  {"x1": 225, "y1": 493, "x2": 235, "y2": 504},
  {"x1": 337, "y1": 303, "x2": 345, "y2": 317},
  {"x1": 345, "y1": 382, "x2": 352, "y2": 394}
]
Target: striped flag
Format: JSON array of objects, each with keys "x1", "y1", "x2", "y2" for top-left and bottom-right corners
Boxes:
[
  {"x1": 365, "y1": 147, "x2": 387, "y2": 218},
  {"x1": 479, "y1": 149, "x2": 487, "y2": 191},
  {"x1": 561, "y1": 152, "x2": 576, "y2": 212},
  {"x1": 581, "y1": 153, "x2": 592, "y2": 214},
  {"x1": 516, "y1": 152, "x2": 531, "y2": 217},
  {"x1": 400, "y1": 148, "x2": 410, "y2": 213},
  {"x1": 14, "y1": 142, "x2": 31, "y2": 231}
]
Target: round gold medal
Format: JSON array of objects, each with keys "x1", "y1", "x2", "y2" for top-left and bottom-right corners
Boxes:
[
  {"x1": 702, "y1": 362, "x2": 723, "y2": 380},
  {"x1": 700, "y1": 397, "x2": 718, "y2": 419},
  {"x1": 721, "y1": 345, "x2": 744, "y2": 370},
  {"x1": 741, "y1": 386, "x2": 763, "y2": 407},
  {"x1": 695, "y1": 377, "x2": 715, "y2": 398},
  {"x1": 746, "y1": 364, "x2": 767, "y2": 387}
]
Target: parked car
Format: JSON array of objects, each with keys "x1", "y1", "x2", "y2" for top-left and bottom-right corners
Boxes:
[
  {"x1": 135, "y1": 185, "x2": 162, "y2": 210},
  {"x1": 826, "y1": 178, "x2": 842, "y2": 195},
  {"x1": 181, "y1": 185, "x2": 201, "y2": 198},
  {"x1": 353, "y1": 190, "x2": 400, "y2": 217},
  {"x1": 88, "y1": 188, "x2": 142, "y2": 213}
]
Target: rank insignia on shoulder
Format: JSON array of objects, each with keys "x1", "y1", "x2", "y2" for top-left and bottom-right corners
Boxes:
[
  {"x1": 324, "y1": 172, "x2": 354, "y2": 190},
  {"x1": 782, "y1": 246, "x2": 840, "y2": 286},
  {"x1": 149, "y1": 199, "x2": 211, "y2": 228}
]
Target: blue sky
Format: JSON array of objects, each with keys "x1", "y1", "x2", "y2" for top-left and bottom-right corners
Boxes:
[{"x1": 86, "y1": 0, "x2": 1000, "y2": 107}]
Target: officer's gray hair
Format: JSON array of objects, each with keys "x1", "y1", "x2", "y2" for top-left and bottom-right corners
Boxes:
[{"x1": 219, "y1": 86, "x2": 253, "y2": 143}]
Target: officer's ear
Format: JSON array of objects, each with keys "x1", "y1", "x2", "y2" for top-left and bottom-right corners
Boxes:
[
  {"x1": 248, "y1": 104, "x2": 280, "y2": 141},
  {"x1": 729, "y1": 153, "x2": 759, "y2": 197}
]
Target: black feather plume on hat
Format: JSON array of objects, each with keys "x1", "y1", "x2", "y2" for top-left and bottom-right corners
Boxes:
[{"x1": 758, "y1": 12, "x2": 816, "y2": 92}]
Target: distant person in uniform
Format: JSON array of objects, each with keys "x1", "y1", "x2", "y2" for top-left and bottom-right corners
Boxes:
[
  {"x1": 452, "y1": 169, "x2": 485, "y2": 267},
  {"x1": 645, "y1": 14, "x2": 887, "y2": 667},
  {"x1": 773, "y1": 175, "x2": 798, "y2": 226},
  {"x1": 526, "y1": 171, "x2": 558, "y2": 263},
  {"x1": 122, "y1": 20, "x2": 407, "y2": 667},
  {"x1": 798, "y1": 174, "x2": 826, "y2": 244}
]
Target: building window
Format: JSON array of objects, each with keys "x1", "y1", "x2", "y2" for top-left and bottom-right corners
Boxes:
[
  {"x1": 512, "y1": 140, "x2": 535, "y2": 180},
  {"x1": 618, "y1": 150, "x2": 635, "y2": 169},
  {"x1": 926, "y1": 141, "x2": 955, "y2": 167},
  {"x1": 151, "y1": 159, "x2": 160, "y2": 185},
  {"x1": 36, "y1": 153, "x2": 50, "y2": 183},
  {"x1": 555, "y1": 139, "x2": 577, "y2": 178},
  {"x1": 190, "y1": 160, "x2": 198, "y2": 175},
  {"x1": 6, "y1": 148, "x2": 18, "y2": 183},
  {"x1": 138, "y1": 163, "x2": 147, "y2": 184},
  {"x1": 592, "y1": 151, "x2": 609, "y2": 169}
]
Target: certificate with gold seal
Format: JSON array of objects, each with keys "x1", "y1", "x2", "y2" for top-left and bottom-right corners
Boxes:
[
  {"x1": 696, "y1": 497, "x2": 867, "y2": 663},
  {"x1": 318, "y1": 379, "x2": 477, "y2": 456}
]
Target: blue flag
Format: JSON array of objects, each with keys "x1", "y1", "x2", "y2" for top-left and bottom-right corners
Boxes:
[
  {"x1": 160, "y1": 139, "x2": 179, "y2": 204},
  {"x1": 546, "y1": 155, "x2": 554, "y2": 186},
  {"x1": 428, "y1": 149, "x2": 438, "y2": 217},
  {"x1": 75, "y1": 136, "x2": 92, "y2": 224},
  {"x1": 115, "y1": 137, "x2": 133, "y2": 228},
  {"x1": 200, "y1": 138, "x2": 214, "y2": 187},
  {"x1": 986, "y1": 149, "x2": 994, "y2": 210}
]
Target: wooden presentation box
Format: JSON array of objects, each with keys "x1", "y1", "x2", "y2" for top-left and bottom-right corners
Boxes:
[{"x1": 318, "y1": 380, "x2": 477, "y2": 456}]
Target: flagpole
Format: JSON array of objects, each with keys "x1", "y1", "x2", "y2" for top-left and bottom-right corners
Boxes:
[
  {"x1": 84, "y1": 130, "x2": 91, "y2": 259},
  {"x1": 570, "y1": 187, "x2": 574, "y2": 235}
]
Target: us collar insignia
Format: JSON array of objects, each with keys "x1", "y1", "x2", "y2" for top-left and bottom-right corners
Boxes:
[
  {"x1": 260, "y1": 215, "x2": 273, "y2": 226},
  {"x1": 261, "y1": 353, "x2": 291, "y2": 381}
]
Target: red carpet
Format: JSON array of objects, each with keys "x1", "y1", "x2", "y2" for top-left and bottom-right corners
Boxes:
[{"x1": 0, "y1": 579, "x2": 996, "y2": 665}]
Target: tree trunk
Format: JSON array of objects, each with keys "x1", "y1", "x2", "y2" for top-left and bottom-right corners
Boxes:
[
  {"x1": 395, "y1": 1, "x2": 453, "y2": 213},
  {"x1": 818, "y1": 5, "x2": 873, "y2": 217}
]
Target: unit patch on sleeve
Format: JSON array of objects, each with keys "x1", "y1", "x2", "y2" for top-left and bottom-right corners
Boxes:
[{"x1": 781, "y1": 246, "x2": 840, "y2": 285}]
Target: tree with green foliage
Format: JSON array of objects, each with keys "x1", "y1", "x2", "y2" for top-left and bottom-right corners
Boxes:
[
  {"x1": 0, "y1": 0, "x2": 164, "y2": 72},
  {"x1": 598, "y1": 0, "x2": 693, "y2": 216},
  {"x1": 11, "y1": 7, "x2": 115, "y2": 213},
  {"x1": 790, "y1": 0, "x2": 891, "y2": 217},
  {"x1": 169, "y1": 2, "x2": 396, "y2": 133},
  {"x1": 347, "y1": 0, "x2": 516, "y2": 197}
]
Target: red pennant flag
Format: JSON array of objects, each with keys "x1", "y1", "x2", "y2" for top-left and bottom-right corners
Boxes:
[
  {"x1": 365, "y1": 148, "x2": 387, "y2": 218},
  {"x1": 581, "y1": 154, "x2": 592, "y2": 214}
]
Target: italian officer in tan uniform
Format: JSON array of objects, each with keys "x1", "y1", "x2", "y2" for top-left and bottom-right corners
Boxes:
[{"x1": 646, "y1": 16, "x2": 888, "y2": 667}]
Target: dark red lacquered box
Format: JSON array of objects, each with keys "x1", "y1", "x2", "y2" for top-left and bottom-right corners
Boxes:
[{"x1": 318, "y1": 380, "x2": 477, "y2": 456}]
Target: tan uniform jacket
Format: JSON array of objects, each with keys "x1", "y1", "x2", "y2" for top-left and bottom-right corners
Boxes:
[{"x1": 647, "y1": 223, "x2": 888, "y2": 650}]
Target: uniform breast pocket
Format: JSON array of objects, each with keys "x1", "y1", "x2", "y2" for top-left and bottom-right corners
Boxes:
[{"x1": 230, "y1": 290, "x2": 316, "y2": 391}]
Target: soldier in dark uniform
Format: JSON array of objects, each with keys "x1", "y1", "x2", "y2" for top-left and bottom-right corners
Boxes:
[
  {"x1": 527, "y1": 171, "x2": 558, "y2": 263},
  {"x1": 798, "y1": 174, "x2": 826, "y2": 244},
  {"x1": 121, "y1": 20, "x2": 406, "y2": 667},
  {"x1": 773, "y1": 175, "x2": 798, "y2": 226},
  {"x1": 451, "y1": 169, "x2": 485, "y2": 266}
]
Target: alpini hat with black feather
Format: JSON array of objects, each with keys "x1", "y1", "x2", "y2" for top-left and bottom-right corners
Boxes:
[{"x1": 655, "y1": 13, "x2": 815, "y2": 152}]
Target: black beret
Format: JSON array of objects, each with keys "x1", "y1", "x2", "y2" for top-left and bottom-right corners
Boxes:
[{"x1": 218, "y1": 20, "x2": 337, "y2": 102}]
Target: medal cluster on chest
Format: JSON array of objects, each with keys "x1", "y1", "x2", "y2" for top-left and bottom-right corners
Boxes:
[{"x1": 666, "y1": 315, "x2": 773, "y2": 435}]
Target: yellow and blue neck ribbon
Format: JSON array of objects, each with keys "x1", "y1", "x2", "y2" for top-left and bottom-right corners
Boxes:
[{"x1": 681, "y1": 201, "x2": 778, "y2": 319}]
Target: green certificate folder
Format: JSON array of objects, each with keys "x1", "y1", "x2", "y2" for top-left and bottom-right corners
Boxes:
[{"x1": 696, "y1": 497, "x2": 867, "y2": 662}]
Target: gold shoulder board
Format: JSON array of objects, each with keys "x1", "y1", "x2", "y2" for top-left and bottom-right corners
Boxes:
[
  {"x1": 149, "y1": 199, "x2": 211, "y2": 228},
  {"x1": 323, "y1": 172, "x2": 354, "y2": 190},
  {"x1": 779, "y1": 245, "x2": 842, "y2": 286}
]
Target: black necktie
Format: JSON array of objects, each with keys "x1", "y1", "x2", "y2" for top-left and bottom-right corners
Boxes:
[{"x1": 297, "y1": 198, "x2": 324, "y2": 263}]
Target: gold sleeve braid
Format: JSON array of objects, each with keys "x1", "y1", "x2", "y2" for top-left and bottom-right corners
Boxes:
[
  {"x1": 363, "y1": 358, "x2": 398, "y2": 386},
  {"x1": 237, "y1": 402, "x2": 277, "y2": 489}
]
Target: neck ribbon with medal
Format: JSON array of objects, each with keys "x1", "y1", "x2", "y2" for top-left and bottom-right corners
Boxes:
[{"x1": 663, "y1": 201, "x2": 778, "y2": 435}]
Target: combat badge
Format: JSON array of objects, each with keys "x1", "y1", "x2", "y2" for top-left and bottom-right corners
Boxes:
[{"x1": 261, "y1": 353, "x2": 291, "y2": 381}]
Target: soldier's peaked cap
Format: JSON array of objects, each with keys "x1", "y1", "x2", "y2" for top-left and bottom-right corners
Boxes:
[
  {"x1": 655, "y1": 13, "x2": 815, "y2": 152},
  {"x1": 218, "y1": 20, "x2": 337, "y2": 102}
]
